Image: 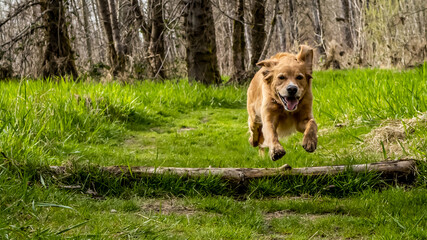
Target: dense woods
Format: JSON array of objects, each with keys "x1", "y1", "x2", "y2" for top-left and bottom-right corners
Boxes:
[{"x1": 0, "y1": 0, "x2": 426, "y2": 82}]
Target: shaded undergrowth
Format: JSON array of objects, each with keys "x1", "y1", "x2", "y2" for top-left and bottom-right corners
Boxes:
[
  {"x1": 2, "y1": 158, "x2": 424, "y2": 200},
  {"x1": 2, "y1": 159, "x2": 426, "y2": 239}
]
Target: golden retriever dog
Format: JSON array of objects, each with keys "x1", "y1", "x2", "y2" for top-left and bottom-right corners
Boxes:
[{"x1": 247, "y1": 45, "x2": 317, "y2": 161}]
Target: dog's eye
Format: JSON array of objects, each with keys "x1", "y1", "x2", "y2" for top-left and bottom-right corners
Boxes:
[
  {"x1": 278, "y1": 75, "x2": 286, "y2": 80},
  {"x1": 296, "y1": 75, "x2": 304, "y2": 80}
]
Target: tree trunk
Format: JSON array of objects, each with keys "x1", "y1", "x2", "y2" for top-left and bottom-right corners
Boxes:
[
  {"x1": 108, "y1": 0, "x2": 126, "y2": 73},
  {"x1": 129, "y1": 0, "x2": 149, "y2": 46},
  {"x1": 250, "y1": 0, "x2": 266, "y2": 68},
  {"x1": 40, "y1": 0, "x2": 78, "y2": 79},
  {"x1": 147, "y1": 0, "x2": 166, "y2": 79},
  {"x1": 244, "y1": 17, "x2": 252, "y2": 69},
  {"x1": 97, "y1": 0, "x2": 123, "y2": 76},
  {"x1": 119, "y1": 0, "x2": 134, "y2": 55},
  {"x1": 288, "y1": 0, "x2": 298, "y2": 45},
  {"x1": 90, "y1": 0, "x2": 106, "y2": 63},
  {"x1": 50, "y1": 160, "x2": 416, "y2": 183},
  {"x1": 81, "y1": 0, "x2": 93, "y2": 65},
  {"x1": 349, "y1": 0, "x2": 358, "y2": 42},
  {"x1": 230, "y1": 0, "x2": 246, "y2": 84},
  {"x1": 258, "y1": 0, "x2": 279, "y2": 62},
  {"x1": 276, "y1": 7, "x2": 286, "y2": 52},
  {"x1": 311, "y1": 0, "x2": 326, "y2": 55},
  {"x1": 184, "y1": 0, "x2": 221, "y2": 84},
  {"x1": 32, "y1": 3, "x2": 44, "y2": 77},
  {"x1": 341, "y1": 0, "x2": 353, "y2": 48}
]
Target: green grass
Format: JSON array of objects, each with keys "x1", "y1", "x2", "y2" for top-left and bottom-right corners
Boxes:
[
  {"x1": 1, "y1": 165, "x2": 425, "y2": 239},
  {"x1": 1, "y1": 65, "x2": 427, "y2": 238},
  {"x1": 314, "y1": 68, "x2": 427, "y2": 122},
  {"x1": 2, "y1": 68, "x2": 426, "y2": 169}
]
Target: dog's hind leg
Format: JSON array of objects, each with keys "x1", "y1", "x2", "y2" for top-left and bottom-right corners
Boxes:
[
  {"x1": 248, "y1": 111, "x2": 262, "y2": 147},
  {"x1": 258, "y1": 128, "x2": 265, "y2": 156},
  {"x1": 249, "y1": 121, "x2": 262, "y2": 147}
]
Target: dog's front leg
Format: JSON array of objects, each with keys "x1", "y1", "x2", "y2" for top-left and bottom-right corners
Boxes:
[
  {"x1": 297, "y1": 118, "x2": 318, "y2": 152},
  {"x1": 261, "y1": 111, "x2": 286, "y2": 161}
]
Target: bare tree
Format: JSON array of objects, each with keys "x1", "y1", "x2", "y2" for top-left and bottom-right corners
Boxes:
[
  {"x1": 184, "y1": 0, "x2": 221, "y2": 84},
  {"x1": 109, "y1": 0, "x2": 126, "y2": 74},
  {"x1": 230, "y1": 0, "x2": 246, "y2": 83},
  {"x1": 147, "y1": 0, "x2": 166, "y2": 79},
  {"x1": 109, "y1": 0, "x2": 124, "y2": 56},
  {"x1": 311, "y1": 0, "x2": 325, "y2": 55},
  {"x1": 81, "y1": 0, "x2": 93, "y2": 65},
  {"x1": 276, "y1": 5, "x2": 286, "y2": 52},
  {"x1": 288, "y1": 0, "x2": 298, "y2": 45},
  {"x1": 126, "y1": 0, "x2": 166, "y2": 79},
  {"x1": 97, "y1": 0, "x2": 125, "y2": 76},
  {"x1": 129, "y1": 0, "x2": 146, "y2": 45},
  {"x1": 40, "y1": 0, "x2": 78, "y2": 78},
  {"x1": 119, "y1": 0, "x2": 135, "y2": 55},
  {"x1": 1, "y1": 0, "x2": 426, "y2": 79},
  {"x1": 89, "y1": 0, "x2": 106, "y2": 63},
  {"x1": 258, "y1": 0, "x2": 279, "y2": 62},
  {"x1": 250, "y1": 0, "x2": 266, "y2": 69},
  {"x1": 340, "y1": 0, "x2": 353, "y2": 48}
]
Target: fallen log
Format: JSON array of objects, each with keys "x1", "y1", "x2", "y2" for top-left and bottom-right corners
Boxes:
[{"x1": 50, "y1": 159, "x2": 416, "y2": 182}]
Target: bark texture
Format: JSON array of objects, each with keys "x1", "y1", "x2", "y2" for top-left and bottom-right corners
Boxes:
[
  {"x1": 129, "y1": 0, "x2": 146, "y2": 44},
  {"x1": 108, "y1": 0, "x2": 123, "y2": 55},
  {"x1": 97, "y1": 0, "x2": 125, "y2": 76},
  {"x1": 120, "y1": 0, "x2": 135, "y2": 55},
  {"x1": 108, "y1": 0, "x2": 125, "y2": 74},
  {"x1": 50, "y1": 160, "x2": 416, "y2": 182},
  {"x1": 250, "y1": 0, "x2": 266, "y2": 68},
  {"x1": 341, "y1": 0, "x2": 353, "y2": 48},
  {"x1": 147, "y1": 0, "x2": 166, "y2": 79},
  {"x1": 97, "y1": 0, "x2": 118, "y2": 73},
  {"x1": 276, "y1": 7, "x2": 286, "y2": 52},
  {"x1": 288, "y1": 0, "x2": 298, "y2": 44},
  {"x1": 81, "y1": 0, "x2": 93, "y2": 65},
  {"x1": 40, "y1": 0, "x2": 78, "y2": 78},
  {"x1": 230, "y1": 0, "x2": 246, "y2": 83},
  {"x1": 184, "y1": 0, "x2": 221, "y2": 84},
  {"x1": 258, "y1": 0, "x2": 279, "y2": 62},
  {"x1": 312, "y1": 0, "x2": 326, "y2": 55}
]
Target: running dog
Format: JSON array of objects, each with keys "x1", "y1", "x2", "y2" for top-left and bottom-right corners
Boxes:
[{"x1": 247, "y1": 45, "x2": 318, "y2": 161}]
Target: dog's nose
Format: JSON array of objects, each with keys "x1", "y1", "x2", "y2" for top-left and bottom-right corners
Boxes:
[{"x1": 286, "y1": 85, "x2": 298, "y2": 96}]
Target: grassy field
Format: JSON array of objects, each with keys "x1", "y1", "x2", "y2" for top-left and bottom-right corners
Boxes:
[{"x1": 1, "y1": 66, "x2": 426, "y2": 239}]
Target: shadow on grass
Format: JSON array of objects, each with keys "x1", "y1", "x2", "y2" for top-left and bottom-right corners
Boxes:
[{"x1": 3, "y1": 159, "x2": 425, "y2": 200}]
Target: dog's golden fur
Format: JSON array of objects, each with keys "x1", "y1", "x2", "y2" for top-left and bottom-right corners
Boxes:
[{"x1": 247, "y1": 45, "x2": 318, "y2": 161}]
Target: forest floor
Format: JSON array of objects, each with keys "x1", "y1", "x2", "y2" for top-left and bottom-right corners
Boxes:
[{"x1": 1, "y1": 66, "x2": 426, "y2": 239}]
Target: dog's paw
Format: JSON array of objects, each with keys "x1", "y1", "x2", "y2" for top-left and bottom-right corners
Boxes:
[
  {"x1": 302, "y1": 135, "x2": 317, "y2": 153},
  {"x1": 249, "y1": 136, "x2": 259, "y2": 147},
  {"x1": 269, "y1": 145, "x2": 286, "y2": 161}
]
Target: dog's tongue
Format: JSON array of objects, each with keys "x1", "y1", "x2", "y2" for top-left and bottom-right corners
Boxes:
[{"x1": 286, "y1": 97, "x2": 299, "y2": 110}]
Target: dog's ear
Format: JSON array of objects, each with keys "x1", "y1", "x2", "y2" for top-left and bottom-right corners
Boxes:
[
  {"x1": 256, "y1": 59, "x2": 278, "y2": 68},
  {"x1": 257, "y1": 59, "x2": 278, "y2": 83},
  {"x1": 297, "y1": 45, "x2": 313, "y2": 74}
]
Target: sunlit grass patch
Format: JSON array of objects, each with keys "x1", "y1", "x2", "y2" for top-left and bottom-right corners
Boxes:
[{"x1": 1, "y1": 67, "x2": 427, "y2": 239}]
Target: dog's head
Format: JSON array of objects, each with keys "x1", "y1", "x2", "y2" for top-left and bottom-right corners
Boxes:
[{"x1": 257, "y1": 45, "x2": 313, "y2": 112}]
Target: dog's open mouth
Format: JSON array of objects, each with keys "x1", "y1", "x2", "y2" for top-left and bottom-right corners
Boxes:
[{"x1": 278, "y1": 94, "x2": 299, "y2": 111}]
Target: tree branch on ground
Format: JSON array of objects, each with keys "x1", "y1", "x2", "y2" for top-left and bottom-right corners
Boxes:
[{"x1": 50, "y1": 160, "x2": 416, "y2": 183}]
